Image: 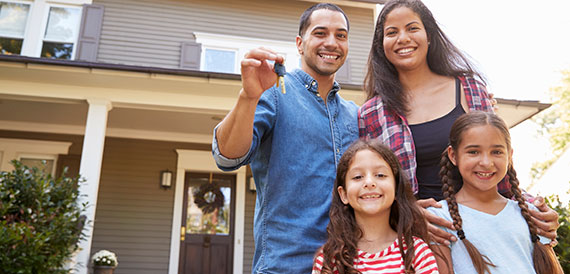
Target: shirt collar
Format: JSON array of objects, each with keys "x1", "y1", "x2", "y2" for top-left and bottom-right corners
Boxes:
[{"x1": 290, "y1": 69, "x2": 340, "y2": 95}]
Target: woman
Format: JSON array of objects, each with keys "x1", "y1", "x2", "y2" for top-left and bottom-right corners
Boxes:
[{"x1": 358, "y1": 0, "x2": 559, "y2": 245}]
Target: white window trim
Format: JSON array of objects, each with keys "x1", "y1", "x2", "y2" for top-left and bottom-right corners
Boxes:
[
  {"x1": 36, "y1": 2, "x2": 82, "y2": 58},
  {"x1": 194, "y1": 32, "x2": 301, "y2": 74},
  {"x1": 2, "y1": 0, "x2": 91, "y2": 59},
  {"x1": 0, "y1": 138, "x2": 72, "y2": 172}
]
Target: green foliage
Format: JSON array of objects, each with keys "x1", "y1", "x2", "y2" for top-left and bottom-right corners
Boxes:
[
  {"x1": 532, "y1": 70, "x2": 570, "y2": 181},
  {"x1": 546, "y1": 195, "x2": 570, "y2": 273},
  {"x1": 0, "y1": 160, "x2": 86, "y2": 274}
]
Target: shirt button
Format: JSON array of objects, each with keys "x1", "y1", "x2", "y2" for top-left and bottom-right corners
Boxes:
[
  {"x1": 336, "y1": 149, "x2": 340, "y2": 153},
  {"x1": 305, "y1": 84, "x2": 309, "y2": 88},
  {"x1": 312, "y1": 81, "x2": 316, "y2": 86}
]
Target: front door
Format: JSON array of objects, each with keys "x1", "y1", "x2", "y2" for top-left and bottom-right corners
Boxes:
[{"x1": 179, "y1": 172, "x2": 235, "y2": 274}]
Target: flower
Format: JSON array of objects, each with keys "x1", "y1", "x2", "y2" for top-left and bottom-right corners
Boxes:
[{"x1": 91, "y1": 250, "x2": 118, "y2": 267}]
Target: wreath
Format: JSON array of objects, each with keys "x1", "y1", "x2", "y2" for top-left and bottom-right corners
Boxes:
[{"x1": 193, "y1": 183, "x2": 225, "y2": 214}]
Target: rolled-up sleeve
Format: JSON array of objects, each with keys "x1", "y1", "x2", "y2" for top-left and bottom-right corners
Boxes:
[{"x1": 211, "y1": 126, "x2": 253, "y2": 171}]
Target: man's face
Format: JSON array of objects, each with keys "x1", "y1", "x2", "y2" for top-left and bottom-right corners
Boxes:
[{"x1": 296, "y1": 9, "x2": 349, "y2": 78}]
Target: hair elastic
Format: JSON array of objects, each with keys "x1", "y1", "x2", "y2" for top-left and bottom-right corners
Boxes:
[
  {"x1": 457, "y1": 229, "x2": 466, "y2": 240},
  {"x1": 532, "y1": 234, "x2": 539, "y2": 243}
]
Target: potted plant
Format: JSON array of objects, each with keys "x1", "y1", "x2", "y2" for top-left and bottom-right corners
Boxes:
[{"x1": 91, "y1": 250, "x2": 118, "y2": 274}]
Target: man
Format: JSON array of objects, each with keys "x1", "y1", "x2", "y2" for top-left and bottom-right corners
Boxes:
[{"x1": 212, "y1": 3, "x2": 357, "y2": 273}]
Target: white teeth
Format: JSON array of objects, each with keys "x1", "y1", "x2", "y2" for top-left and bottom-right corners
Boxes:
[
  {"x1": 361, "y1": 194, "x2": 381, "y2": 199},
  {"x1": 320, "y1": 54, "x2": 337, "y2": 59},
  {"x1": 397, "y1": 48, "x2": 414, "y2": 54},
  {"x1": 476, "y1": 172, "x2": 493, "y2": 177}
]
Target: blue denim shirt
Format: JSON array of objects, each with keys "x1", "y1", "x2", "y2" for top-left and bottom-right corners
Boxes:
[{"x1": 212, "y1": 69, "x2": 358, "y2": 274}]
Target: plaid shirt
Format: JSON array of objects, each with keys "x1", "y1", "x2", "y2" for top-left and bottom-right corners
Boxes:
[{"x1": 358, "y1": 76, "x2": 516, "y2": 198}]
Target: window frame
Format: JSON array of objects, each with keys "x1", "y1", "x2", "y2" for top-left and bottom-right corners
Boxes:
[
  {"x1": 0, "y1": 0, "x2": 33, "y2": 54},
  {"x1": 0, "y1": 138, "x2": 72, "y2": 174},
  {"x1": 1, "y1": 0, "x2": 89, "y2": 59},
  {"x1": 194, "y1": 32, "x2": 301, "y2": 74},
  {"x1": 38, "y1": 2, "x2": 82, "y2": 59}
]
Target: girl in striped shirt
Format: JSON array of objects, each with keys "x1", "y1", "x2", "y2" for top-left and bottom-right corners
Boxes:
[{"x1": 313, "y1": 139, "x2": 439, "y2": 274}]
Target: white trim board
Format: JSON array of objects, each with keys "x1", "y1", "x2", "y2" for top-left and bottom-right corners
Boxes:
[
  {"x1": 0, "y1": 137, "x2": 71, "y2": 171},
  {"x1": 168, "y1": 149, "x2": 246, "y2": 274},
  {"x1": 0, "y1": 120, "x2": 213, "y2": 144}
]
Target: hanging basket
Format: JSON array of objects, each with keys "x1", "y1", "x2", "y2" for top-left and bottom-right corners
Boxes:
[{"x1": 193, "y1": 182, "x2": 225, "y2": 214}]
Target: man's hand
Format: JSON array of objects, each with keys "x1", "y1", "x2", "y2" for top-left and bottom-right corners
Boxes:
[
  {"x1": 530, "y1": 196, "x2": 560, "y2": 243},
  {"x1": 240, "y1": 47, "x2": 285, "y2": 100},
  {"x1": 417, "y1": 198, "x2": 457, "y2": 245}
]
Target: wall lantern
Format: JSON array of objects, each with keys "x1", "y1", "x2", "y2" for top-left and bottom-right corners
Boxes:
[
  {"x1": 248, "y1": 176, "x2": 256, "y2": 192},
  {"x1": 160, "y1": 170, "x2": 173, "y2": 189}
]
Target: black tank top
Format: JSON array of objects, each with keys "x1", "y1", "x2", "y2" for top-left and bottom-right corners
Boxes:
[{"x1": 409, "y1": 78, "x2": 465, "y2": 200}]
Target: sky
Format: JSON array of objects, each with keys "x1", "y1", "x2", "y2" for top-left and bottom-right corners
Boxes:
[{"x1": 420, "y1": 0, "x2": 570, "y2": 200}]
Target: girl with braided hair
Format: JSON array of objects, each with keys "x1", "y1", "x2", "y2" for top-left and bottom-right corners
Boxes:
[
  {"x1": 427, "y1": 111, "x2": 562, "y2": 274},
  {"x1": 313, "y1": 139, "x2": 439, "y2": 274}
]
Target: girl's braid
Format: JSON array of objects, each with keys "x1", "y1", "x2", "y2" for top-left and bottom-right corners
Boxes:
[
  {"x1": 439, "y1": 151, "x2": 495, "y2": 274},
  {"x1": 507, "y1": 166, "x2": 539, "y2": 240},
  {"x1": 440, "y1": 152, "x2": 462, "y2": 231},
  {"x1": 507, "y1": 165, "x2": 563, "y2": 273}
]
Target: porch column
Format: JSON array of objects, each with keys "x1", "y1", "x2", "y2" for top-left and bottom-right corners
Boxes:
[{"x1": 74, "y1": 99, "x2": 112, "y2": 274}]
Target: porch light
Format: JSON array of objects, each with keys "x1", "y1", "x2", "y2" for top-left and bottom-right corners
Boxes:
[
  {"x1": 160, "y1": 170, "x2": 173, "y2": 189},
  {"x1": 248, "y1": 176, "x2": 256, "y2": 192}
]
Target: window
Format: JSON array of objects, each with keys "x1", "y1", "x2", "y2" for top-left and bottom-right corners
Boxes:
[
  {"x1": 0, "y1": 138, "x2": 71, "y2": 174},
  {"x1": 0, "y1": 0, "x2": 83, "y2": 60},
  {"x1": 0, "y1": 1, "x2": 31, "y2": 54},
  {"x1": 40, "y1": 6, "x2": 81, "y2": 59},
  {"x1": 194, "y1": 32, "x2": 300, "y2": 74},
  {"x1": 20, "y1": 155, "x2": 55, "y2": 174},
  {"x1": 204, "y1": 48, "x2": 236, "y2": 74}
]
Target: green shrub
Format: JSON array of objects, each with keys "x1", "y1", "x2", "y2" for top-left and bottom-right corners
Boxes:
[
  {"x1": 546, "y1": 195, "x2": 570, "y2": 273},
  {"x1": 0, "y1": 160, "x2": 86, "y2": 274}
]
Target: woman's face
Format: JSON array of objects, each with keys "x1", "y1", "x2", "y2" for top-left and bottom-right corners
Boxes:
[{"x1": 382, "y1": 6, "x2": 429, "y2": 73}]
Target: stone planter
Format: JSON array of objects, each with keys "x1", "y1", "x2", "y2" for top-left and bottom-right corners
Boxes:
[{"x1": 93, "y1": 265, "x2": 116, "y2": 274}]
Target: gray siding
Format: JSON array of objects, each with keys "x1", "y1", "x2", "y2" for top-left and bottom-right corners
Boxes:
[
  {"x1": 92, "y1": 138, "x2": 208, "y2": 274},
  {"x1": 93, "y1": 0, "x2": 375, "y2": 84}
]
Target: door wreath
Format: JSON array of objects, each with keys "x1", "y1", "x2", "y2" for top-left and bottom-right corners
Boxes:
[{"x1": 193, "y1": 182, "x2": 225, "y2": 214}]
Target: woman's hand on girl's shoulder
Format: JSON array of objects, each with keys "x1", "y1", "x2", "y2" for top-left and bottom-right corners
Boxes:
[
  {"x1": 530, "y1": 196, "x2": 560, "y2": 244},
  {"x1": 417, "y1": 198, "x2": 457, "y2": 246}
]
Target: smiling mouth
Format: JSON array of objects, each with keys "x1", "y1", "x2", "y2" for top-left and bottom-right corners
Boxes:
[
  {"x1": 396, "y1": 47, "x2": 415, "y2": 54},
  {"x1": 318, "y1": 53, "x2": 339, "y2": 60},
  {"x1": 475, "y1": 172, "x2": 495, "y2": 178},
  {"x1": 360, "y1": 194, "x2": 382, "y2": 199}
]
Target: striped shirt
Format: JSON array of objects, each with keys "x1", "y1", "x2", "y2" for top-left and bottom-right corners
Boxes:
[{"x1": 312, "y1": 237, "x2": 439, "y2": 274}]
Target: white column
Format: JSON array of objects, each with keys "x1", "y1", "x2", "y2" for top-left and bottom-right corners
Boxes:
[
  {"x1": 233, "y1": 169, "x2": 246, "y2": 274},
  {"x1": 74, "y1": 99, "x2": 112, "y2": 274}
]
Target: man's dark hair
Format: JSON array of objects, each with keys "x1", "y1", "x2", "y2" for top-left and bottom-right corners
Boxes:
[{"x1": 298, "y1": 3, "x2": 350, "y2": 37}]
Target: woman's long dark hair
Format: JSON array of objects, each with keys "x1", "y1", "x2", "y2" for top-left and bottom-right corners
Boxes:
[
  {"x1": 319, "y1": 139, "x2": 430, "y2": 273},
  {"x1": 440, "y1": 111, "x2": 563, "y2": 274},
  {"x1": 364, "y1": 0, "x2": 485, "y2": 115}
]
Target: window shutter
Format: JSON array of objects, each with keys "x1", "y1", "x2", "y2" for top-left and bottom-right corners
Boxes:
[
  {"x1": 180, "y1": 41, "x2": 202, "y2": 70},
  {"x1": 75, "y1": 4, "x2": 104, "y2": 62},
  {"x1": 335, "y1": 58, "x2": 351, "y2": 83}
]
